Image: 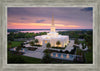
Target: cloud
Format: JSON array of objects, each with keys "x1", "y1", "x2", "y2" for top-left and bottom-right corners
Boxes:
[
  {"x1": 7, "y1": 7, "x2": 93, "y2": 29},
  {"x1": 36, "y1": 19, "x2": 45, "y2": 23},
  {"x1": 20, "y1": 18, "x2": 27, "y2": 20}
]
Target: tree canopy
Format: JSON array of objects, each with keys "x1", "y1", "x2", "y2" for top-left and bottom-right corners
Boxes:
[
  {"x1": 56, "y1": 41, "x2": 61, "y2": 47},
  {"x1": 46, "y1": 43, "x2": 51, "y2": 49},
  {"x1": 35, "y1": 39, "x2": 39, "y2": 45}
]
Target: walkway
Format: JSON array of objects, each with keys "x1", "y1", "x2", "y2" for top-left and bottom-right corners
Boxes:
[
  {"x1": 23, "y1": 47, "x2": 46, "y2": 59},
  {"x1": 63, "y1": 40, "x2": 74, "y2": 52},
  {"x1": 23, "y1": 40, "x2": 75, "y2": 59}
]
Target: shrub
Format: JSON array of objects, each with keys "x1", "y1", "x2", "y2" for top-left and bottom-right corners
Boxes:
[
  {"x1": 35, "y1": 39, "x2": 39, "y2": 45},
  {"x1": 60, "y1": 50, "x2": 63, "y2": 53},
  {"x1": 29, "y1": 41, "x2": 34, "y2": 46},
  {"x1": 56, "y1": 41, "x2": 61, "y2": 47},
  {"x1": 41, "y1": 53, "x2": 52, "y2": 63},
  {"x1": 46, "y1": 43, "x2": 51, "y2": 49},
  {"x1": 28, "y1": 47, "x2": 37, "y2": 51},
  {"x1": 65, "y1": 50, "x2": 69, "y2": 53}
]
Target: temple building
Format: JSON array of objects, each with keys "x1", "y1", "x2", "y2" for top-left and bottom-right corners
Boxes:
[{"x1": 35, "y1": 15, "x2": 69, "y2": 47}]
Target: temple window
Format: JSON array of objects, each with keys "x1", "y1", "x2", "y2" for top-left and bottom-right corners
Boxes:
[{"x1": 45, "y1": 40, "x2": 47, "y2": 43}]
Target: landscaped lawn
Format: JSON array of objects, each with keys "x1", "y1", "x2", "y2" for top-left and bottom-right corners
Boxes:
[
  {"x1": 76, "y1": 46, "x2": 93, "y2": 63},
  {"x1": 79, "y1": 40, "x2": 85, "y2": 44},
  {"x1": 8, "y1": 41, "x2": 23, "y2": 48},
  {"x1": 76, "y1": 48, "x2": 82, "y2": 55},
  {"x1": 20, "y1": 55, "x2": 42, "y2": 63},
  {"x1": 8, "y1": 51, "x2": 42, "y2": 64},
  {"x1": 85, "y1": 51, "x2": 93, "y2": 63},
  {"x1": 8, "y1": 41, "x2": 42, "y2": 64},
  {"x1": 85, "y1": 46, "x2": 93, "y2": 63}
]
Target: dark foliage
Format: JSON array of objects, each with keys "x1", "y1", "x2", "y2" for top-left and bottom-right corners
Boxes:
[{"x1": 41, "y1": 53, "x2": 52, "y2": 63}]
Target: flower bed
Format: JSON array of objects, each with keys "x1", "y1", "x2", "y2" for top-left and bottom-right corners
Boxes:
[{"x1": 28, "y1": 47, "x2": 37, "y2": 51}]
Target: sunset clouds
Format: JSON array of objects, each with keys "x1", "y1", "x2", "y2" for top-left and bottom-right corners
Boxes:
[{"x1": 7, "y1": 7, "x2": 93, "y2": 29}]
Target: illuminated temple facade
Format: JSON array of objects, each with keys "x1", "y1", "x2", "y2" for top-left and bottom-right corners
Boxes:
[{"x1": 35, "y1": 15, "x2": 69, "y2": 47}]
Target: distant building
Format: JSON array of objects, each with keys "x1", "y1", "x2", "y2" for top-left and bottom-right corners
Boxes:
[{"x1": 35, "y1": 15, "x2": 69, "y2": 47}]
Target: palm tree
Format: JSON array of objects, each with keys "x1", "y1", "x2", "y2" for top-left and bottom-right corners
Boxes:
[
  {"x1": 35, "y1": 39, "x2": 39, "y2": 45},
  {"x1": 56, "y1": 41, "x2": 61, "y2": 47}
]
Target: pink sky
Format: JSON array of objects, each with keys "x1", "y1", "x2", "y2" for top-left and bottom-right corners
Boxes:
[{"x1": 7, "y1": 7, "x2": 93, "y2": 29}]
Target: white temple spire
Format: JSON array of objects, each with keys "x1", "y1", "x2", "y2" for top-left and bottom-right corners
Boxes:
[
  {"x1": 51, "y1": 14, "x2": 55, "y2": 32},
  {"x1": 52, "y1": 14, "x2": 54, "y2": 26}
]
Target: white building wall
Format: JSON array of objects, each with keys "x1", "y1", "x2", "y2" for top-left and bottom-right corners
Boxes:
[{"x1": 35, "y1": 35, "x2": 69, "y2": 48}]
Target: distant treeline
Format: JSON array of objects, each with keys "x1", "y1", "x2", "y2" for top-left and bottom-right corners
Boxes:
[
  {"x1": 58, "y1": 30, "x2": 92, "y2": 39},
  {"x1": 7, "y1": 29, "x2": 92, "y2": 32},
  {"x1": 7, "y1": 32, "x2": 47, "y2": 41},
  {"x1": 8, "y1": 30, "x2": 92, "y2": 42},
  {"x1": 8, "y1": 30, "x2": 93, "y2": 49}
]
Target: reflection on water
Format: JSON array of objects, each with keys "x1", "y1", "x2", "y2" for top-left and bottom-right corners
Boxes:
[
  {"x1": 51, "y1": 53, "x2": 53, "y2": 56},
  {"x1": 56, "y1": 54, "x2": 58, "y2": 57},
  {"x1": 61, "y1": 54, "x2": 63, "y2": 58},
  {"x1": 20, "y1": 30, "x2": 67, "y2": 33},
  {"x1": 20, "y1": 30, "x2": 50, "y2": 33},
  {"x1": 7, "y1": 30, "x2": 68, "y2": 35},
  {"x1": 66, "y1": 54, "x2": 69, "y2": 58},
  {"x1": 51, "y1": 52, "x2": 74, "y2": 60}
]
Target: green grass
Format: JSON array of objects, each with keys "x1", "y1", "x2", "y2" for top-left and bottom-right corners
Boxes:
[
  {"x1": 79, "y1": 41, "x2": 85, "y2": 44},
  {"x1": 8, "y1": 51, "x2": 42, "y2": 64},
  {"x1": 76, "y1": 46, "x2": 93, "y2": 63},
  {"x1": 78, "y1": 41, "x2": 93, "y2": 63},
  {"x1": 8, "y1": 41, "x2": 42, "y2": 64},
  {"x1": 8, "y1": 41, "x2": 23, "y2": 48},
  {"x1": 85, "y1": 51, "x2": 93, "y2": 63},
  {"x1": 76, "y1": 48, "x2": 82, "y2": 55},
  {"x1": 85, "y1": 46, "x2": 93, "y2": 63},
  {"x1": 19, "y1": 55, "x2": 42, "y2": 63}
]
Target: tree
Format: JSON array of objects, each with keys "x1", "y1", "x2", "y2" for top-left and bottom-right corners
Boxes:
[
  {"x1": 21, "y1": 43, "x2": 25, "y2": 48},
  {"x1": 8, "y1": 32, "x2": 14, "y2": 41},
  {"x1": 46, "y1": 43, "x2": 51, "y2": 53},
  {"x1": 56, "y1": 41, "x2": 61, "y2": 47},
  {"x1": 16, "y1": 46, "x2": 22, "y2": 53},
  {"x1": 84, "y1": 35, "x2": 92, "y2": 49},
  {"x1": 46, "y1": 43, "x2": 51, "y2": 50},
  {"x1": 8, "y1": 41, "x2": 12, "y2": 49},
  {"x1": 29, "y1": 41, "x2": 34, "y2": 46},
  {"x1": 35, "y1": 39, "x2": 39, "y2": 45},
  {"x1": 41, "y1": 53, "x2": 52, "y2": 63},
  {"x1": 74, "y1": 38, "x2": 79, "y2": 45}
]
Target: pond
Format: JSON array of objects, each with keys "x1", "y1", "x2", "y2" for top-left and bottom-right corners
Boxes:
[
  {"x1": 50, "y1": 52, "x2": 76, "y2": 61},
  {"x1": 10, "y1": 47, "x2": 28, "y2": 52}
]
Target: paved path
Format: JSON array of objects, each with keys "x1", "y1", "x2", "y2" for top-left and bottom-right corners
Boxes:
[
  {"x1": 23, "y1": 47, "x2": 46, "y2": 59},
  {"x1": 63, "y1": 40, "x2": 74, "y2": 52},
  {"x1": 76, "y1": 44, "x2": 88, "y2": 51},
  {"x1": 23, "y1": 40, "x2": 75, "y2": 59}
]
